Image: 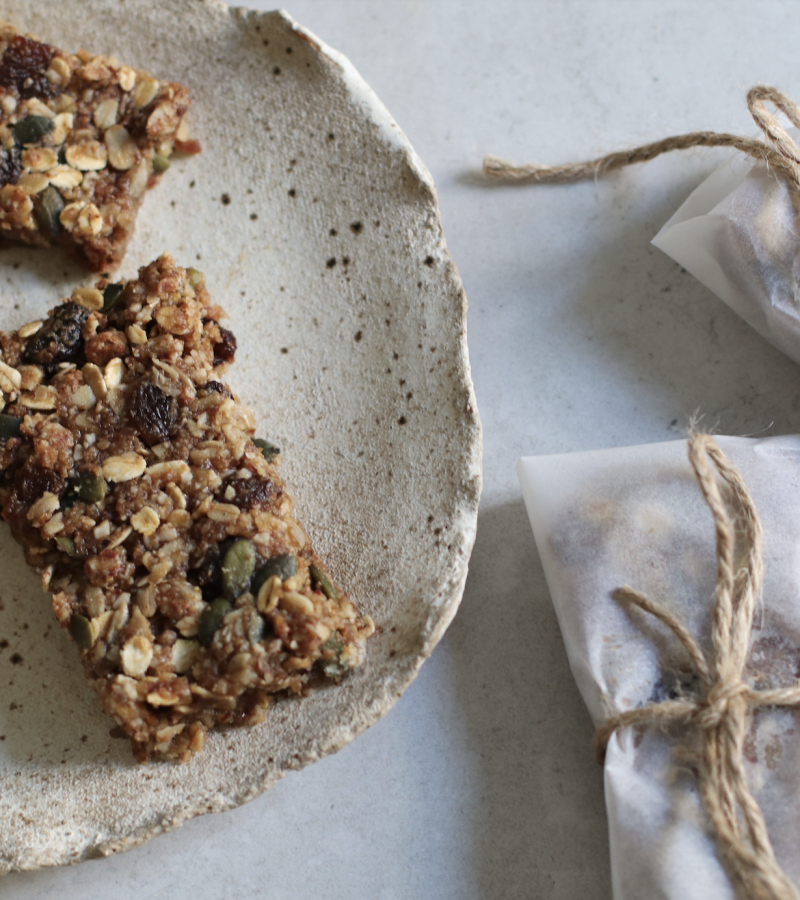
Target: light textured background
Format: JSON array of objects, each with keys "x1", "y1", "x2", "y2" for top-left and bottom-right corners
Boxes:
[{"x1": 8, "y1": 1, "x2": 800, "y2": 897}]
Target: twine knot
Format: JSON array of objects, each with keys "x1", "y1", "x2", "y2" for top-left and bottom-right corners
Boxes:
[
  {"x1": 592, "y1": 435, "x2": 800, "y2": 900},
  {"x1": 694, "y1": 677, "x2": 750, "y2": 730},
  {"x1": 483, "y1": 84, "x2": 800, "y2": 215}
]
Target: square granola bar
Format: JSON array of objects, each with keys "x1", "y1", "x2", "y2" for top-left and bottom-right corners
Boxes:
[{"x1": 0, "y1": 21, "x2": 198, "y2": 271}]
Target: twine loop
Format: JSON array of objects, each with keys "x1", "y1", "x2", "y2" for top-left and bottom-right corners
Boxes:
[
  {"x1": 483, "y1": 84, "x2": 800, "y2": 213},
  {"x1": 593, "y1": 434, "x2": 800, "y2": 900}
]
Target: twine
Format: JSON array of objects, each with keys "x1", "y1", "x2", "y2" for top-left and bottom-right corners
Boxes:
[
  {"x1": 483, "y1": 85, "x2": 800, "y2": 213},
  {"x1": 596, "y1": 434, "x2": 800, "y2": 900}
]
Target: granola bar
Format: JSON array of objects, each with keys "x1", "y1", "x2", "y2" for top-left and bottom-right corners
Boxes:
[
  {"x1": 0, "y1": 253, "x2": 374, "y2": 762},
  {"x1": 0, "y1": 21, "x2": 199, "y2": 271}
]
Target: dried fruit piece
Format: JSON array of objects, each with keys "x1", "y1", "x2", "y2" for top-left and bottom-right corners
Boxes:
[
  {"x1": 23, "y1": 301, "x2": 88, "y2": 366},
  {"x1": 128, "y1": 381, "x2": 177, "y2": 446},
  {"x1": 0, "y1": 145, "x2": 21, "y2": 188},
  {"x1": 212, "y1": 326, "x2": 237, "y2": 366},
  {"x1": 0, "y1": 35, "x2": 57, "y2": 100}
]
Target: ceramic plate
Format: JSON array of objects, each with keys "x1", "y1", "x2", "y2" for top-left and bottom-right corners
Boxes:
[{"x1": 0, "y1": 0, "x2": 481, "y2": 874}]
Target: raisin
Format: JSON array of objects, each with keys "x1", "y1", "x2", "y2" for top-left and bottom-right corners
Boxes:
[
  {"x1": 216, "y1": 475, "x2": 276, "y2": 510},
  {"x1": 2, "y1": 461, "x2": 64, "y2": 543},
  {"x1": 189, "y1": 552, "x2": 223, "y2": 603},
  {"x1": 23, "y1": 302, "x2": 88, "y2": 367},
  {"x1": 15, "y1": 462, "x2": 63, "y2": 504},
  {"x1": 0, "y1": 36, "x2": 58, "y2": 100},
  {"x1": 128, "y1": 381, "x2": 178, "y2": 446},
  {"x1": 197, "y1": 380, "x2": 232, "y2": 398},
  {"x1": 213, "y1": 326, "x2": 237, "y2": 366},
  {"x1": 188, "y1": 537, "x2": 236, "y2": 602},
  {"x1": 0, "y1": 145, "x2": 20, "y2": 189}
]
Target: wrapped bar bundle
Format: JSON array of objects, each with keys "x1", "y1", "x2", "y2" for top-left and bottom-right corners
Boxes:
[
  {"x1": 518, "y1": 435, "x2": 800, "y2": 900},
  {"x1": 486, "y1": 85, "x2": 800, "y2": 370}
]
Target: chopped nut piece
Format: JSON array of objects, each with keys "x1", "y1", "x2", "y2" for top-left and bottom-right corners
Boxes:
[
  {"x1": 71, "y1": 384, "x2": 96, "y2": 409},
  {"x1": 107, "y1": 525, "x2": 132, "y2": 549}
]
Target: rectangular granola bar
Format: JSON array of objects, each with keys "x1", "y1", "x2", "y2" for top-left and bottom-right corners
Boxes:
[
  {"x1": 0, "y1": 253, "x2": 374, "y2": 762},
  {"x1": 0, "y1": 21, "x2": 198, "y2": 271}
]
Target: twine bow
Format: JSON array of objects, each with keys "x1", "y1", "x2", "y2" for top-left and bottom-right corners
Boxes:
[
  {"x1": 596, "y1": 435, "x2": 800, "y2": 900},
  {"x1": 483, "y1": 85, "x2": 800, "y2": 214}
]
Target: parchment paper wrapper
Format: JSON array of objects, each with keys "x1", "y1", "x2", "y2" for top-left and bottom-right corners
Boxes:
[
  {"x1": 518, "y1": 435, "x2": 800, "y2": 900},
  {"x1": 653, "y1": 157, "x2": 800, "y2": 366}
]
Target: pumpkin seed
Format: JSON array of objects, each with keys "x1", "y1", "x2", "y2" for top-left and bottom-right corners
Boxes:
[
  {"x1": 253, "y1": 437, "x2": 280, "y2": 462},
  {"x1": 186, "y1": 267, "x2": 204, "y2": 288},
  {"x1": 12, "y1": 115, "x2": 54, "y2": 145},
  {"x1": 152, "y1": 153, "x2": 170, "y2": 173},
  {"x1": 319, "y1": 659, "x2": 345, "y2": 678},
  {"x1": 318, "y1": 636, "x2": 345, "y2": 678},
  {"x1": 197, "y1": 597, "x2": 231, "y2": 647},
  {"x1": 68, "y1": 613, "x2": 95, "y2": 650},
  {"x1": 55, "y1": 535, "x2": 77, "y2": 557},
  {"x1": 0, "y1": 414, "x2": 21, "y2": 440},
  {"x1": 72, "y1": 471, "x2": 107, "y2": 504},
  {"x1": 32, "y1": 185, "x2": 64, "y2": 235},
  {"x1": 251, "y1": 553, "x2": 297, "y2": 597},
  {"x1": 102, "y1": 282, "x2": 124, "y2": 313},
  {"x1": 310, "y1": 564, "x2": 337, "y2": 600},
  {"x1": 221, "y1": 538, "x2": 256, "y2": 601}
]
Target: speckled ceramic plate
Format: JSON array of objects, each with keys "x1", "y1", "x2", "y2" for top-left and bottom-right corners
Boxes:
[{"x1": 0, "y1": 0, "x2": 481, "y2": 874}]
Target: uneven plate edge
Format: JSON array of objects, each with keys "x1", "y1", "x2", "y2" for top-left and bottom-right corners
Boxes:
[{"x1": 2, "y1": 1, "x2": 483, "y2": 872}]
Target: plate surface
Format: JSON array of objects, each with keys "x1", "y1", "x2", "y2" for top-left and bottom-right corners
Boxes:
[{"x1": 0, "y1": 0, "x2": 481, "y2": 873}]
